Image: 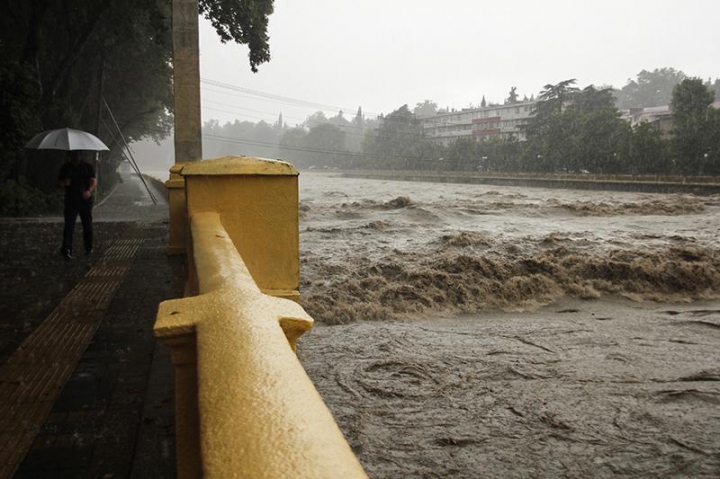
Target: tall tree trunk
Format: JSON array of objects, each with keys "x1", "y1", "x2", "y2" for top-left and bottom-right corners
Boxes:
[
  {"x1": 39, "y1": 2, "x2": 111, "y2": 110},
  {"x1": 18, "y1": 0, "x2": 49, "y2": 97}
]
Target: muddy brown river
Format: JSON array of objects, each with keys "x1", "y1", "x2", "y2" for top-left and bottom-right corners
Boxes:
[{"x1": 297, "y1": 173, "x2": 720, "y2": 478}]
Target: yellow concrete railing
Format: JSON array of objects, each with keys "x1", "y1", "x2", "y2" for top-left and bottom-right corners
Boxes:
[{"x1": 155, "y1": 156, "x2": 367, "y2": 479}]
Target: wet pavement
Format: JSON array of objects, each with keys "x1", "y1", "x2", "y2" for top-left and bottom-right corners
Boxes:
[
  {"x1": 0, "y1": 167, "x2": 181, "y2": 479},
  {"x1": 94, "y1": 163, "x2": 169, "y2": 223}
]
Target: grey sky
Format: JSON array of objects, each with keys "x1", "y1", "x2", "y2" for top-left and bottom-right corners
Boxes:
[{"x1": 199, "y1": 0, "x2": 719, "y2": 126}]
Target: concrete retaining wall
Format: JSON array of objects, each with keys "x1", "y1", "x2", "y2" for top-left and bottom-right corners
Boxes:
[{"x1": 340, "y1": 171, "x2": 720, "y2": 196}]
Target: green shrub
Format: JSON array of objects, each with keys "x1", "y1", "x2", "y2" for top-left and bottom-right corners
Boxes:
[{"x1": 0, "y1": 180, "x2": 61, "y2": 216}]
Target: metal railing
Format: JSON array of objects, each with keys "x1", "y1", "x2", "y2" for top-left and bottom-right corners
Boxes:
[
  {"x1": 155, "y1": 207, "x2": 367, "y2": 478},
  {"x1": 157, "y1": 154, "x2": 720, "y2": 477}
]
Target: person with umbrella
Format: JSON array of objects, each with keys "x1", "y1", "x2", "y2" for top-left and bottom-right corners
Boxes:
[
  {"x1": 58, "y1": 150, "x2": 97, "y2": 258},
  {"x1": 26, "y1": 128, "x2": 108, "y2": 259}
]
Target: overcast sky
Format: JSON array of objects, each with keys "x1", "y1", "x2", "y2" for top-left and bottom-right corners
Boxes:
[{"x1": 199, "y1": 0, "x2": 719, "y2": 127}]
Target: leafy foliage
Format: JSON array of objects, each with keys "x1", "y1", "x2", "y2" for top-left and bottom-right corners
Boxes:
[
  {"x1": 199, "y1": 0, "x2": 273, "y2": 73},
  {"x1": 1, "y1": 0, "x2": 275, "y2": 215},
  {"x1": 413, "y1": 100, "x2": 438, "y2": 118},
  {"x1": 631, "y1": 122, "x2": 669, "y2": 174},
  {"x1": 359, "y1": 105, "x2": 440, "y2": 169},
  {"x1": 615, "y1": 68, "x2": 687, "y2": 110},
  {"x1": 0, "y1": 180, "x2": 60, "y2": 216},
  {"x1": 305, "y1": 124, "x2": 346, "y2": 166},
  {"x1": 505, "y1": 87, "x2": 519, "y2": 105},
  {"x1": 204, "y1": 119, "x2": 281, "y2": 159},
  {"x1": 671, "y1": 78, "x2": 717, "y2": 175}
]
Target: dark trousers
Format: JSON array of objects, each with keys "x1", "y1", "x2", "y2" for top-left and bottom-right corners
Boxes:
[{"x1": 62, "y1": 199, "x2": 93, "y2": 253}]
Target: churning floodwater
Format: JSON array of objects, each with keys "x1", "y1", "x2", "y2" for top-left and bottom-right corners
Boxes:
[{"x1": 298, "y1": 172, "x2": 720, "y2": 323}]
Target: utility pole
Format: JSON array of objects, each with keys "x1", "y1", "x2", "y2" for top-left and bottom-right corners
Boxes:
[
  {"x1": 172, "y1": 0, "x2": 203, "y2": 162},
  {"x1": 94, "y1": 49, "x2": 105, "y2": 197},
  {"x1": 167, "y1": 0, "x2": 202, "y2": 255}
]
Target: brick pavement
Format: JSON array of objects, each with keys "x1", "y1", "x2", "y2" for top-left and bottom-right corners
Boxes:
[{"x1": 0, "y1": 169, "x2": 182, "y2": 478}]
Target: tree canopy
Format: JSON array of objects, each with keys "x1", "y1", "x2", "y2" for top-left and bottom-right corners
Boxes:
[
  {"x1": 505, "y1": 87, "x2": 519, "y2": 105},
  {"x1": 523, "y1": 81, "x2": 631, "y2": 173},
  {"x1": 0, "y1": 0, "x2": 275, "y2": 214},
  {"x1": 615, "y1": 68, "x2": 687, "y2": 110},
  {"x1": 199, "y1": 0, "x2": 273, "y2": 73},
  {"x1": 671, "y1": 78, "x2": 719, "y2": 175},
  {"x1": 413, "y1": 100, "x2": 438, "y2": 118}
]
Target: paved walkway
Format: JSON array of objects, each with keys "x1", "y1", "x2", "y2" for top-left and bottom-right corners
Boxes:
[
  {"x1": 94, "y1": 163, "x2": 169, "y2": 223},
  {"x1": 0, "y1": 168, "x2": 180, "y2": 478}
]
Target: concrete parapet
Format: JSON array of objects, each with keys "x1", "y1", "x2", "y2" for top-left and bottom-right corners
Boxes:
[
  {"x1": 182, "y1": 156, "x2": 300, "y2": 301},
  {"x1": 155, "y1": 212, "x2": 367, "y2": 478}
]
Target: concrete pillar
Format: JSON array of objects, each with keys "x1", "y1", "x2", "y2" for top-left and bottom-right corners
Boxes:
[
  {"x1": 182, "y1": 156, "x2": 300, "y2": 302},
  {"x1": 168, "y1": 0, "x2": 202, "y2": 255},
  {"x1": 172, "y1": 0, "x2": 202, "y2": 162},
  {"x1": 166, "y1": 334, "x2": 201, "y2": 479},
  {"x1": 166, "y1": 163, "x2": 189, "y2": 255}
]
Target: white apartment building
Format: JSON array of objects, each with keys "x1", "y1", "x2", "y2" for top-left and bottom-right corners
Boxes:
[
  {"x1": 421, "y1": 100, "x2": 537, "y2": 145},
  {"x1": 620, "y1": 105, "x2": 673, "y2": 138}
]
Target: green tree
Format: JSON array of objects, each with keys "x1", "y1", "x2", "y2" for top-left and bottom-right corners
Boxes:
[
  {"x1": 329, "y1": 110, "x2": 350, "y2": 127},
  {"x1": 346, "y1": 107, "x2": 365, "y2": 153},
  {"x1": 523, "y1": 82, "x2": 632, "y2": 174},
  {"x1": 279, "y1": 127, "x2": 310, "y2": 167},
  {"x1": 352, "y1": 107, "x2": 364, "y2": 129},
  {"x1": 1, "y1": 0, "x2": 275, "y2": 214},
  {"x1": 706, "y1": 108, "x2": 720, "y2": 175},
  {"x1": 615, "y1": 68, "x2": 686, "y2": 110},
  {"x1": 203, "y1": 119, "x2": 278, "y2": 159},
  {"x1": 446, "y1": 138, "x2": 479, "y2": 171},
  {"x1": 505, "y1": 87, "x2": 519, "y2": 105},
  {"x1": 536, "y1": 79, "x2": 579, "y2": 116},
  {"x1": 305, "y1": 123, "x2": 346, "y2": 167},
  {"x1": 523, "y1": 79, "x2": 578, "y2": 172},
  {"x1": 199, "y1": 0, "x2": 273, "y2": 72},
  {"x1": 363, "y1": 105, "x2": 423, "y2": 167},
  {"x1": 304, "y1": 111, "x2": 328, "y2": 129},
  {"x1": 571, "y1": 86, "x2": 631, "y2": 174},
  {"x1": 413, "y1": 100, "x2": 438, "y2": 118},
  {"x1": 631, "y1": 122, "x2": 669, "y2": 174},
  {"x1": 671, "y1": 78, "x2": 715, "y2": 175},
  {"x1": 1, "y1": 0, "x2": 176, "y2": 210}
]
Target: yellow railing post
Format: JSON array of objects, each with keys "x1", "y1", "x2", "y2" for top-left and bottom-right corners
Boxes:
[
  {"x1": 164, "y1": 334, "x2": 201, "y2": 479},
  {"x1": 155, "y1": 156, "x2": 368, "y2": 478},
  {"x1": 181, "y1": 156, "x2": 300, "y2": 301},
  {"x1": 166, "y1": 162, "x2": 189, "y2": 255}
]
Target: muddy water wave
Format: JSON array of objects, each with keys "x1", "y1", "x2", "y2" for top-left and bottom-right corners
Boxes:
[{"x1": 299, "y1": 174, "x2": 720, "y2": 324}]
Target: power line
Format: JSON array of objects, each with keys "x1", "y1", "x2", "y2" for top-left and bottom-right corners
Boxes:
[
  {"x1": 202, "y1": 78, "x2": 425, "y2": 126},
  {"x1": 203, "y1": 100, "x2": 306, "y2": 124},
  {"x1": 201, "y1": 79, "x2": 507, "y2": 132},
  {"x1": 202, "y1": 78, "x2": 368, "y2": 116},
  {"x1": 201, "y1": 76, "x2": 526, "y2": 130},
  {"x1": 199, "y1": 85, "x2": 430, "y2": 141},
  {"x1": 201, "y1": 105, "x2": 420, "y2": 142},
  {"x1": 202, "y1": 85, "x2": 338, "y2": 119},
  {"x1": 202, "y1": 132, "x2": 434, "y2": 163}
]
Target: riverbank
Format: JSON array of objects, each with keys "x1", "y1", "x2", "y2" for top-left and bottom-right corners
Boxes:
[{"x1": 339, "y1": 170, "x2": 720, "y2": 195}]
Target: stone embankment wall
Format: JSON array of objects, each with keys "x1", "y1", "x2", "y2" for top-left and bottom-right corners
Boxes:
[{"x1": 341, "y1": 171, "x2": 720, "y2": 195}]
